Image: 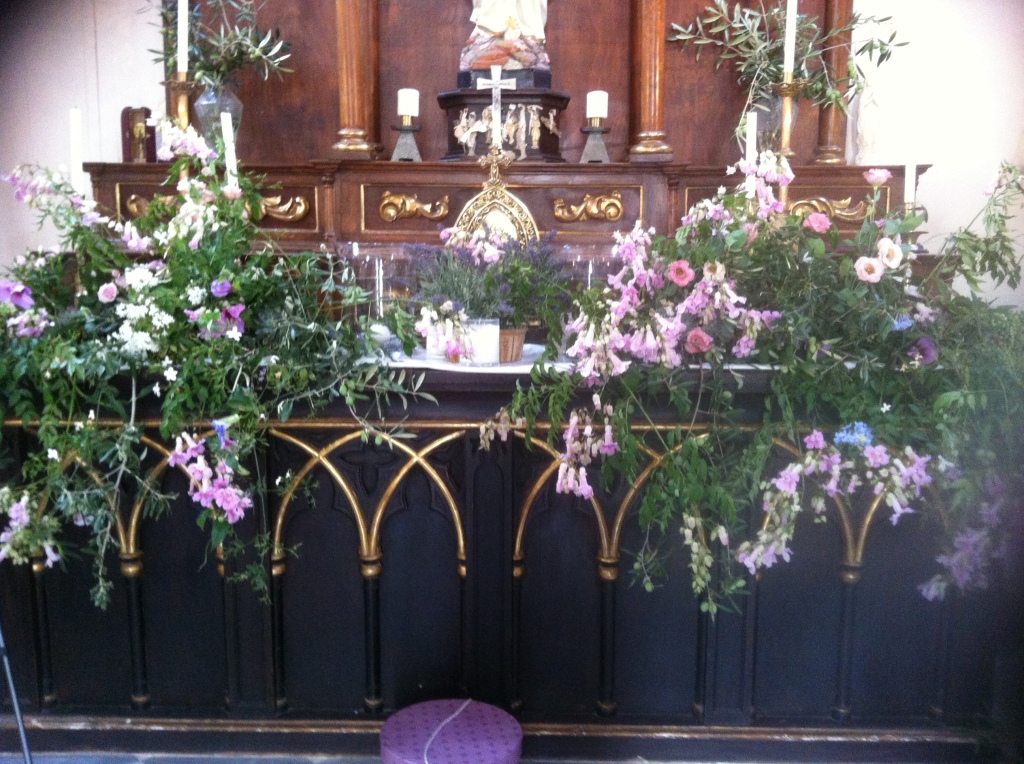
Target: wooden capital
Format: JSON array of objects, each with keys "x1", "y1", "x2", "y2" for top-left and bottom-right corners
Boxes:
[{"x1": 629, "y1": 0, "x2": 673, "y2": 161}]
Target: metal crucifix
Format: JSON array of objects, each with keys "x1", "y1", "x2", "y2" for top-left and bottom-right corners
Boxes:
[{"x1": 476, "y1": 65, "x2": 516, "y2": 150}]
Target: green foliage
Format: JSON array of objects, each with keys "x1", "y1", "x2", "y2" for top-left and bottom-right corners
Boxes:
[
  {"x1": 157, "y1": 0, "x2": 292, "y2": 87},
  {"x1": 670, "y1": 0, "x2": 903, "y2": 139}
]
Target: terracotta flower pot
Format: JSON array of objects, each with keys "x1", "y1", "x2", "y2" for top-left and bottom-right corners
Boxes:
[{"x1": 499, "y1": 327, "x2": 527, "y2": 364}]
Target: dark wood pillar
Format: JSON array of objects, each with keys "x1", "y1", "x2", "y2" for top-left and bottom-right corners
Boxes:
[
  {"x1": 629, "y1": 0, "x2": 673, "y2": 162},
  {"x1": 813, "y1": 0, "x2": 854, "y2": 164},
  {"x1": 333, "y1": 0, "x2": 376, "y2": 158}
]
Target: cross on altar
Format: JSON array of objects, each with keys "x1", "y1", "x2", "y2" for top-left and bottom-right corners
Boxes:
[{"x1": 476, "y1": 65, "x2": 516, "y2": 149}]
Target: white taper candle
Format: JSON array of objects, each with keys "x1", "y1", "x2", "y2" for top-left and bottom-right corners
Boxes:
[
  {"x1": 177, "y1": 0, "x2": 188, "y2": 74},
  {"x1": 783, "y1": 0, "x2": 798, "y2": 75},
  {"x1": 69, "y1": 108, "x2": 85, "y2": 195},
  {"x1": 745, "y1": 110, "x2": 758, "y2": 164},
  {"x1": 220, "y1": 111, "x2": 238, "y2": 185}
]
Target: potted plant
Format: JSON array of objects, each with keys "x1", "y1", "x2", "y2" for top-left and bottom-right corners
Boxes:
[
  {"x1": 670, "y1": 0, "x2": 902, "y2": 146},
  {"x1": 489, "y1": 234, "x2": 572, "y2": 362},
  {"x1": 414, "y1": 240, "x2": 505, "y2": 365},
  {"x1": 158, "y1": 0, "x2": 292, "y2": 143}
]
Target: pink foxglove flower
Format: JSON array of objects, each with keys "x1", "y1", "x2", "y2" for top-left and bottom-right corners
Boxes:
[
  {"x1": 803, "y1": 212, "x2": 832, "y2": 233},
  {"x1": 854, "y1": 256, "x2": 885, "y2": 283},
  {"x1": 863, "y1": 168, "x2": 892, "y2": 186}
]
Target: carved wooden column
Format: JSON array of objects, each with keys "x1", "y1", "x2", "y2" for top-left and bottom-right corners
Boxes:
[
  {"x1": 333, "y1": 0, "x2": 377, "y2": 158},
  {"x1": 629, "y1": 0, "x2": 673, "y2": 162},
  {"x1": 813, "y1": 0, "x2": 854, "y2": 164}
]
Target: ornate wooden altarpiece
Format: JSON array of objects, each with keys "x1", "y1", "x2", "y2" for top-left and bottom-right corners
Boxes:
[{"x1": 4, "y1": 0, "x2": 1019, "y2": 761}]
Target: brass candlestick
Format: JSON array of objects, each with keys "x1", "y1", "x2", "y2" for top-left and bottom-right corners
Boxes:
[
  {"x1": 772, "y1": 73, "x2": 807, "y2": 208},
  {"x1": 163, "y1": 73, "x2": 196, "y2": 129}
]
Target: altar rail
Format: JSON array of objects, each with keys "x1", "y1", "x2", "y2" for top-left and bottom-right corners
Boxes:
[{"x1": 0, "y1": 385, "x2": 1019, "y2": 760}]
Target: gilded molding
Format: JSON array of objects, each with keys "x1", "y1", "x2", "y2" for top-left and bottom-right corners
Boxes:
[
  {"x1": 789, "y1": 196, "x2": 869, "y2": 223},
  {"x1": 259, "y1": 194, "x2": 310, "y2": 223},
  {"x1": 378, "y1": 191, "x2": 450, "y2": 223},
  {"x1": 125, "y1": 193, "x2": 175, "y2": 219},
  {"x1": 553, "y1": 191, "x2": 624, "y2": 223}
]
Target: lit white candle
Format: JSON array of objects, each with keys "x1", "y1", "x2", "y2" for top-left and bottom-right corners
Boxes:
[
  {"x1": 745, "y1": 110, "x2": 758, "y2": 164},
  {"x1": 586, "y1": 91, "x2": 609, "y2": 120},
  {"x1": 397, "y1": 88, "x2": 419, "y2": 118},
  {"x1": 783, "y1": 0, "x2": 798, "y2": 76},
  {"x1": 176, "y1": 0, "x2": 188, "y2": 74},
  {"x1": 490, "y1": 65, "x2": 502, "y2": 148},
  {"x1": 69, "y1": 107, "x2": 85, "y2": 195},
  {"x1": 220, "y1": 111, "x2": 238, "y2": 185},
  {"x1": 904, "y1": 163, "x2": 916, "y2": 209}
]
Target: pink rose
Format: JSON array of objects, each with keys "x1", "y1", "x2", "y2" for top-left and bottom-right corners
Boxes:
[
  {"x1": 222, "y1": 184, "x2": 243, "y2": 200},
  {"x1": 863, "y1": 168, "x2": 892, "y2": 186},
  {"x1": 97, "y1": 282, "x2": 118, "y2": 303},
  {"x1": 666, "y1": 259, "x2": 695, "y2": 287},
  {"x1": 854, "y1": 256, "x2": 885, "y2": 283},
  {"x1": 803, "y1": 212, "x2": 831, "y2": 234},
  {"x1": 684, "y1": 326, "x2": 714, "y2": 354}
]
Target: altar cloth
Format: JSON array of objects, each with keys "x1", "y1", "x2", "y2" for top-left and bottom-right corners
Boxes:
[{"x1": 380, "y1": 698, "x2": 522, "y2": 764}]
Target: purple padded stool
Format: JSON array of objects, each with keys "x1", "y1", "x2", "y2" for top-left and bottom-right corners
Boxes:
[{"x1": 380, "y1": 698, "x2": 522, "y2": 764}]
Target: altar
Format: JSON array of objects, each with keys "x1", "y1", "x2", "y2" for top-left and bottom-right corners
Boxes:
[{"x1": 1, "y1": 0, "x2": 1022, "y2": 761}]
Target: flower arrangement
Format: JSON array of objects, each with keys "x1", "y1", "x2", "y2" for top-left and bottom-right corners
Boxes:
[
  {"x1": 158, "y1": 0, "x2": 291, "y2": 88},
  {"x1": 670, "y1": 0, "x2": 902, "y2": 139},
  {"x1": 412, "y1": 227, "x2": 571, "y2": 360},
  {"x1": 484, "y1": 154, "x2": 1024, "y2": 615},
  {"x1": 0, "y1": 122, "x2": 420, "y2": 606}
]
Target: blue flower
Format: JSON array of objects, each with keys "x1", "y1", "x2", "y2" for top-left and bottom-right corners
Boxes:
[
  {"x1": 211, "y1": 419, "x2": 236, "y2": 450},
  {"x1": 834, "y1": 422, "x2": 873, "y2": 448},
  {"x1": 892, "y1": 314, "x2": 914, "y2": 331}
]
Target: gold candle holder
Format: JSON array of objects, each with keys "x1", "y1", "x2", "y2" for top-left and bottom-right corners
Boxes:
[
  {"x1": 772, "y1": 73, "x2": 807, "y2": 208},
  {"x1": 162, "y1": 74, "x2": 197, "y2": 129}
]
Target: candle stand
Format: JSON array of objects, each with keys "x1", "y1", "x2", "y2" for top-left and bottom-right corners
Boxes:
[
  {"x1": 391, "y1": 116, "x2": 423, "y2": 162},
  {"x1": 772, "y1": 74, "x2": 807, "y2": 208},
  {"x1": 580, "y1": 118, "x2": 611, "y2": 164}
]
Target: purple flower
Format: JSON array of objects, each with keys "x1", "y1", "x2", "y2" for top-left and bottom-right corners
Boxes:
[
  {"x1": 771, "y1": 466, "x2": 801, "y2": 495},
  {"x1": 863, "y1": 444, "x2": 890, "y2": 468},
  {"x1": 0, "y1": 280, "x2": 34, "y2": 310},
  {"x1": 210, "y1": 279, "x2": 233, "y2": 298},
  {"x1": 909, "y1": 337, "x2": 938, "y2": 365},
  {"x1": 803, "y1": 430, "x2": 825, "y2": 450}
]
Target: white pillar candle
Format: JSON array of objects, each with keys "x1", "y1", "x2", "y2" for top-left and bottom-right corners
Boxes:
[
  {"x1": 586, "y1": 90, "x2": 609, "y2": 120},
  {"x1": 69, "y1": 107, "x2": 85, "y2": 195},
  {"x1": 220, "y1": 111, "x2": 238, "y2": 185},
  {"x1": 783, "y1": 0, "x2": 798, "y2": 75},
  {"x1": 745, "y1": 110, "x2": 758, "y2": 164},
  {"x1": 397, "y1": 88, "x2": 419, "y2": 118},
  {"x1": 176, "y1": 0, "x2": 188, "y2": 74},
  {"x1": 904, "y1": 163, "x2": 916, "y2": 209}
]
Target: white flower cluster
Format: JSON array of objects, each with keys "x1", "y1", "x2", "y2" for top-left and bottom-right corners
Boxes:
[{"x1": 109, "y1": 265, "x2": 173, "y2": 358}]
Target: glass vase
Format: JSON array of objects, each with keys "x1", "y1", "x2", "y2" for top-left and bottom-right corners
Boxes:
[
  {"x1": 194, "y1": 85, "x2": 243, "y2": 146},
  {"x1": 752, "y1": 92, "x2": 797, "y2": 154}
]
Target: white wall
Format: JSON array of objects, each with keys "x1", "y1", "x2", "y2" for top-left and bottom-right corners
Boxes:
[
  {"x1": 0, "y1": 0, "x2": 164, "y2": 264},
  {"x1": 852, "y1": 0, "x2": 1024, "y2": 306},
  {"x1": 1, "y1": 0, "x2": 1022, "y2": 306}
]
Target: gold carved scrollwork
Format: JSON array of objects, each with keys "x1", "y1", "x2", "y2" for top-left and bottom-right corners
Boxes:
[
  {"x1": 789, "y1": 196, "x2": 869, "y2": 223},
  {"x1": 552, "y1": 191, "x2": 624, "y2": 223},
  {"x1": 259, "y1": 195, "x2": 310, "y2": 223},
  {"x1": 125, "y1": 193, "x2": 175, "y2": 219},
  {"x1": 378, "y1": 191, "x2": 450, "y2": 223}
]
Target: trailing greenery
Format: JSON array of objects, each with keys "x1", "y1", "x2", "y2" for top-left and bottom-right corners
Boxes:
[
  {"x1": 0, "y1": 122, "x2": 422, "y2": 606},
  {"x1": 484, "y1": 157, "x2": 1024, "y2": 615}
]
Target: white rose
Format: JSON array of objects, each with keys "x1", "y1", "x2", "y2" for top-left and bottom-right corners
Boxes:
[{"x1": 876, "y1": 237, "x2": 903, "y2": 269}]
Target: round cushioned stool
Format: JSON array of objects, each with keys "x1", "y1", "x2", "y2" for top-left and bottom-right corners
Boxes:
[{"x1": 381, "y1": 698, "x2": 522, "y2": 764}]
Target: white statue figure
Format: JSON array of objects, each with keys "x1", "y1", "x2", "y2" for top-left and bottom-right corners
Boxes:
[
  {"x1": 470, "y1": 0, "x2": 548, "y2": 41},
  {"x1": 461, "y1": 0, "x2": 551, "y2": 72}
]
